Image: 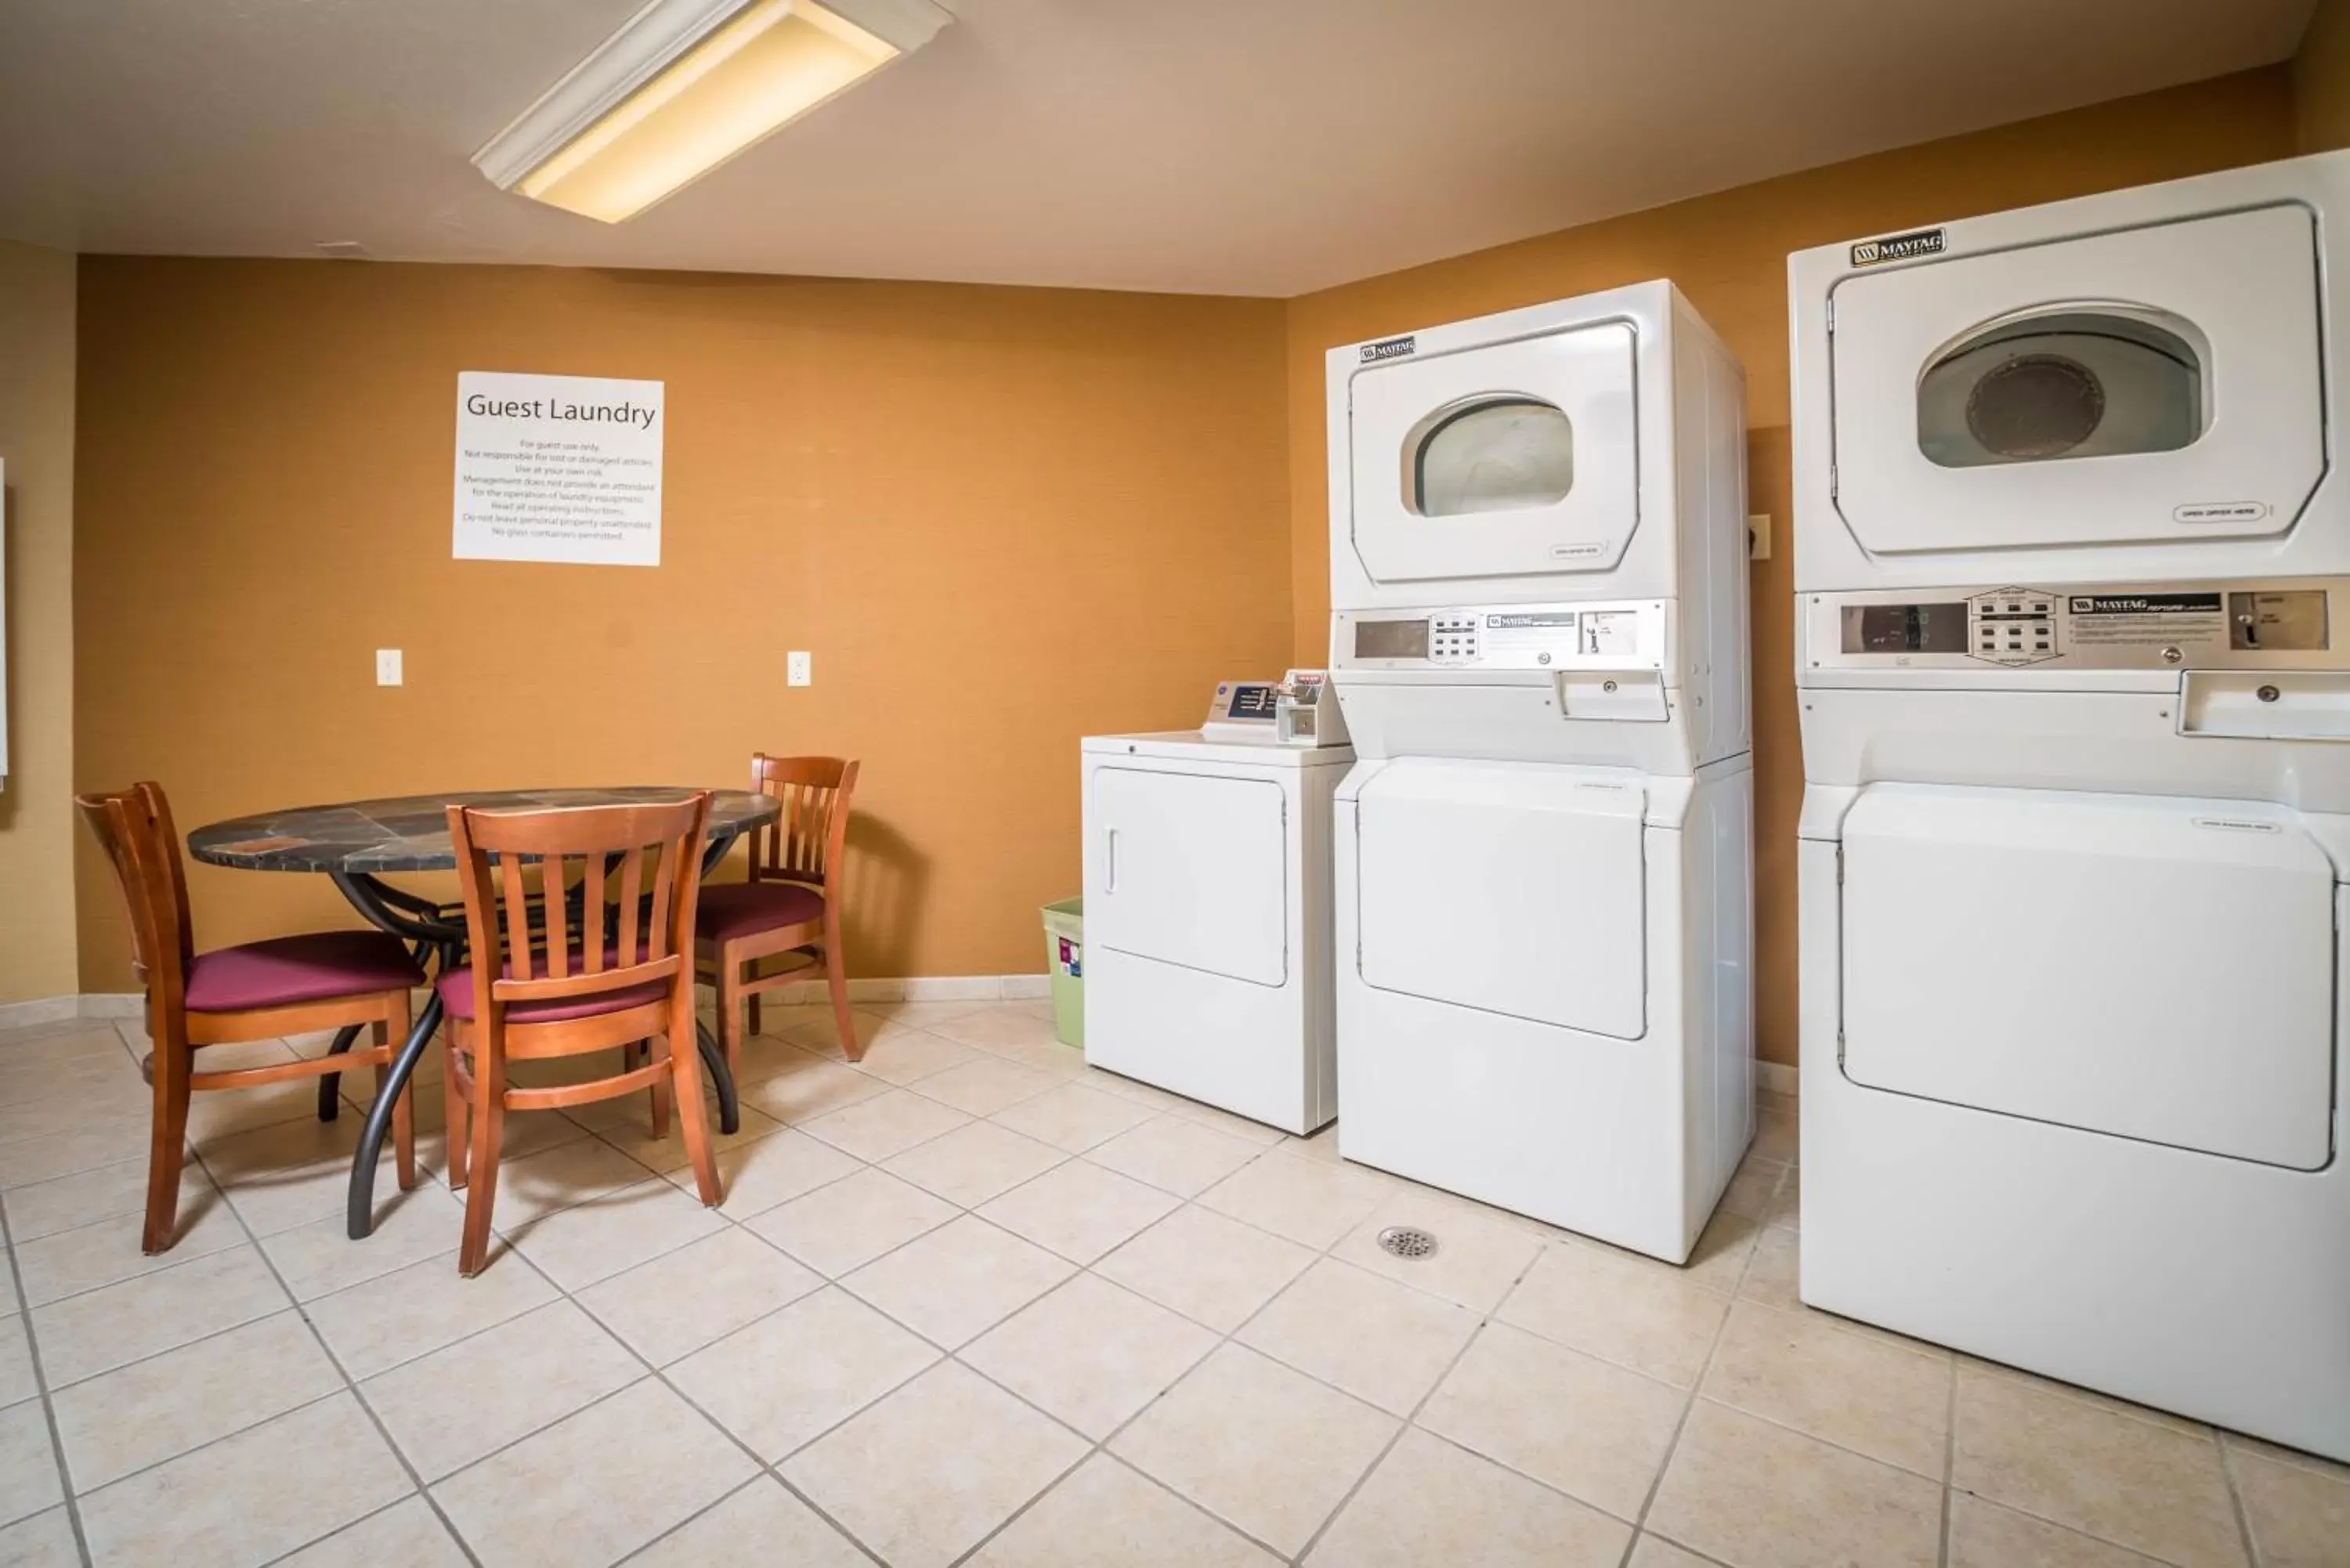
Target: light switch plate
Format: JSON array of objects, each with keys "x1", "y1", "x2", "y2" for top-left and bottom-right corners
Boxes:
[
  {"x1": 375, "y1": 649, "x2": 403, "y2": 687},
  {"x1": 1748, "y1": 513, "x2": 1772, "y2": 562},
  {"x1": 787, "y1": 651, "x2": 812, "y2": 687}
]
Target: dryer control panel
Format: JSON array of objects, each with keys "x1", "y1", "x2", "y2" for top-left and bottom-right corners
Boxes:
[
  {"x1": 1806, "y1": 577, "x2": 2350, "y2": 673},
  {"x1": 1336, "y1": 599, "x2": 1668, "y2": 673}
]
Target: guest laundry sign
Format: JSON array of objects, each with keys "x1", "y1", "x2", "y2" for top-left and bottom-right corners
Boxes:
[{"x1": 453, "y1": 371, "x2": 663, "y2": 565}]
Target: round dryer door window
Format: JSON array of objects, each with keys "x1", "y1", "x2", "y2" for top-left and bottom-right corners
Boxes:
[
  {"x1": 1916, "y1": 309, "x2": 2205, "y2": 468},
  {"x1": 1405, "y1": 396, "x2": 1574, "y2": 516}
]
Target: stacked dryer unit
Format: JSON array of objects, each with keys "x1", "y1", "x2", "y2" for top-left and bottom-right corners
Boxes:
[
  {"x1": 1327, "y1": 283, "x2": 1754, "y2": 1263},
  {"x1": 1792, "y1": 152, "x2": 2350, "y2": 1460}
]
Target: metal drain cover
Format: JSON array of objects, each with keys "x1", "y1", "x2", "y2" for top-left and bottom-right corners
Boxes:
[{"x1": 1377, "y1": 1225, "x2": 1439, "y2": 1259}]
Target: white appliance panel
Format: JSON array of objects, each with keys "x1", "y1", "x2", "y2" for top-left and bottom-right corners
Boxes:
[
  {"x1": 1831, "y1": 204, "x2": 2323, "y2": 556},
  {"x1": 1356, "y1": 759, "x2": 1646, "y2": 1038},
  {"x1": 1092, "y1": 767, "x2": 1288, "y2": 987},
  {"x1": 1348, "y1": 321, "x2": 1639, "y2": 585},
  {"x1": 1842, "y1": 783, "x2": 2335, "y2": 1169}
]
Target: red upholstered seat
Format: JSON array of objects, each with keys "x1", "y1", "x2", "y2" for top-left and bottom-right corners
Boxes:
[
  {"x1": 697, "y1": 880, "x2": 824, "y2": 943},
  {"x1": 436, "y1": 947, "x2": 672, "y2": 1024},
  {"x1": 184, "y1": 930, "x2": 425, "y2": 1013}
]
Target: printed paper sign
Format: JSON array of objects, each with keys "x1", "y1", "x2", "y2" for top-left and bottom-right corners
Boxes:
[{"x1": 453, "y1": 371, "x2": 663, "y2": 565}]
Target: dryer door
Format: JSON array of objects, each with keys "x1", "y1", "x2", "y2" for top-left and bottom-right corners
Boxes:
[
  {"x1": 1093, "y1": 767, "x2": 1289, "y2": 986},
  {"x1": 1840, "y1": 783, "x2": 2335, "y2": 1170},
  {"x1": 1347, "y1": 320, "x2": 1640, "y2": 585},
  {"x1": 1355, "y1": 758, "x2": 1646, "y2": 1038},
  {"x1": 1831, "y1": 203, "x2": 2323, "y2": 554}
]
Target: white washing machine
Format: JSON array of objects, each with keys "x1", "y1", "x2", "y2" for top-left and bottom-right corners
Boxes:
[
  {"x1": 1082, "y1": 678, "x2": 1353, "y2": 1133},
  {"x1": 1327, "y1": 282, "x2": 1755, "y2": 1263},
  {"x1": 1791, "y1": 149, "x2": 2350, "y2": 1461}
]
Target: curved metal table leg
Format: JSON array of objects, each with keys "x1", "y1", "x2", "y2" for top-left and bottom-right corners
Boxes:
[
  {"x1": 349, "y1": 990, "x2": 442, "y2": 1239},
  {"x1": 316, "y1": 1024, "x2": 363, "y2": 1122},
  {"x1": 696, "y1": 1020, "x2": 741, "y2": 1135}
]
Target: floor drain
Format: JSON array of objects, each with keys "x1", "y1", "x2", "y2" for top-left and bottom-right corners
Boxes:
[{"x1": 1377, "y1": 1225, "x2": 1439, "y2": 1260}]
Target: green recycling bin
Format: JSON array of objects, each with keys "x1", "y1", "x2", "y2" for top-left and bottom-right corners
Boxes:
[{"x1": 1041, "y1": 898, "x2": 1084, "y2": 1050}]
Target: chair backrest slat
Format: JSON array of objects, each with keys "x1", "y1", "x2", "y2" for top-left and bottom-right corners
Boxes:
[
  {"x1": 76, "y1": 782, "x2": 196, "y2": 1007},
  {"x1": 747, "y1": 755, "x2": 858, "y2": 893},
  {"x1": 617, "y1": 847, "x2": 644, "y2": 965}
]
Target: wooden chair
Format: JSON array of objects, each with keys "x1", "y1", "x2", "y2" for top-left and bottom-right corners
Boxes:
[
  {"x1": 696, "y1": 755, "x2": 859, "y2": 1068},
  {"x1": 77, "y1": 782, "x2": 423, "y2": 1254},
  {"x1": 440, "y1": 793, "x2": 721, "y2": 1275}
]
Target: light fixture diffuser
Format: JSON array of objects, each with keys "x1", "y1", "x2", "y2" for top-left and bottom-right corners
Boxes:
[{"x1": 474, "y1": 0, "x2": 951, "y2": 223}]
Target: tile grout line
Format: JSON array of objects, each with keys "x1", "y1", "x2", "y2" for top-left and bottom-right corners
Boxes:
[
  {"x1": 0, "y1": 1192, "x2": 98, "y2": 1568},
  {"x1": 2214, "y1": 1428, "x2": 2263, "y2": 1568},
  {"x1": 1937, "y1": 1354, "x2": 1958, "y2": 1568}
]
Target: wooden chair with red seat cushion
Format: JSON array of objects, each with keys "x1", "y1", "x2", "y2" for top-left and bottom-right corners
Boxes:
[
  {"x1": 696, "y1": 755, "x2": 859, "y2": 1069},
  {"x1": 76, "y1": 782, "x2": 425, "y2": 1254},
  {"x1": 439, "y1": 793, "x2": 721, "y2": 1275}
]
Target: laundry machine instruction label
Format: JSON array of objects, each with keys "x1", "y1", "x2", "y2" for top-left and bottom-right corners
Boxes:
[{"x1": 2066, "y1": 592, "x2": 2225, "y2": 649}]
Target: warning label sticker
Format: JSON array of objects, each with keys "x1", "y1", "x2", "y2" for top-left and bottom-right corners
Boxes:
[{"x1": 2066, "y1": 592, "x2": 2225, "y2": 648}]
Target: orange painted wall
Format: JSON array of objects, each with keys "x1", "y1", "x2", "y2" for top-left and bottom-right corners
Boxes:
[
  {"x1": 1283, "y1": 67, "x2": 2299, "y2": 1063},
  {"x1": 72, "y1": 262, "x2": 1289, "y2": 989}
]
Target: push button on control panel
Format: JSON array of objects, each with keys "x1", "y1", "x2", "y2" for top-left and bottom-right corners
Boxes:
[
  {"x1": 1968, "y1": 588, "x2": 2059, "y2": 667},
  {"x1": 1430, "y1": 612, "x2": 1481, "y2": 665}
]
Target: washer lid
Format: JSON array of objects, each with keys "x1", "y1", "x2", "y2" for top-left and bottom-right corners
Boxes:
[
  {"x1": 1840, "y1": 783, "x2": 2334, "y2": 1170},
  {"x1": 1828, "y1": 202, "x2": 2323, "y2": 556}
]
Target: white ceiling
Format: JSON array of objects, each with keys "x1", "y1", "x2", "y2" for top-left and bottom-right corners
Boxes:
[{"x1": 0, "y1": 0, "x2": 2316, "y2": 297}]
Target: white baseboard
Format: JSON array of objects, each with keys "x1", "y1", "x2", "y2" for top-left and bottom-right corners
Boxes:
[
  {"x1": 80, "y1": 993, "x2": 144, "y2": 1020},
  {"x1": 757, "y1": 975, "x2": 1054, "y2": 1006},
  {"x1": 0, "y1": 995, "x2": 78, "y2": 1032},
  {"x1": 1756, "y1": 1060, "x2": 1797, "y2": 1097}
]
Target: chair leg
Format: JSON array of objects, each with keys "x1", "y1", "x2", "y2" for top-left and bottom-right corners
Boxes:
[
  {"x1": 667, "y1": 1020, "x2": 724, "y2": 1207},
  {"x1": 747, "y1": 992, "x2": 761, "y2": 1039},
  {"x1": 822, "y1": 914, "x2": 859, "y2": 1064},
  {"x1": 457, "y1": 1041, "x2": 505, "y2": 1276},
  {"x1": 142, "y1": 1034, "x2": 192, "y2": 1255},
  {"x1": 380, "y1": 1010, "x2": 418, "y2": 1193},
  {"x1": 442, "y1": 1044, "x2": 470, "y2": 1191},
  {"x1": 717, "y1": 946, "x2": 744, "y2": 1074}
]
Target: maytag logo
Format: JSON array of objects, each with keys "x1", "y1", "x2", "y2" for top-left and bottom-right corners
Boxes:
[
  {"x1": 1359, "y1": 334, "x2": 1415, "y2": 363},
  {"x1": 1850, "y1": 227, "x2": 1945, "y2": 266}
]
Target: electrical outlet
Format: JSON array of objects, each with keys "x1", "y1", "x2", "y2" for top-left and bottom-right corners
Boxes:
[
  {"x1": 375, "y1": 649, "x2": 403, "y2": 687},
  {"x1": 787, "y1": 650, "x2": 812, "y2": 688},
  {"x1": 1748, "y1": 513, "x2": 1773, "y2": 562}
]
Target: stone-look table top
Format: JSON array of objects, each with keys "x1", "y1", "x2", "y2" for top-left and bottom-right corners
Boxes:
[{"x1": 187, "y1": 787, "x2": 780, "y2": 873}]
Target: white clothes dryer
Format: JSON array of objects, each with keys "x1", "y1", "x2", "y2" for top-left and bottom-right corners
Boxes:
[
  {"x1": 1791, "y1": 150, "x2": 2350, "y2": 1461},
  {"x1": 1082, "y1": 682, "x2": 1353, "y2": 1135},
  {"x1": 1328, "y1": 282, "x2": 1755, "y2": 1263}
]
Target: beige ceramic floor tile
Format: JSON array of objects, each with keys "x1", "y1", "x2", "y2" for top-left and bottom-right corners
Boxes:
[
  {"x1": 1238, "y1": 1258, "x2": 1479, "y2": 1417},
  {"x1": 931, "y1": 1006, "x2": 1068, "y2": 1055},
  {"x1": 861, "y1": 999, "x2": 997, "y2": 1029},
  {"x1": 432, "y1": 1378, "x2": 756, "y2": 1568},
  {"x1": 52, "y1": 1310, "x2": 343, "y2": 1491},
  {"x1": 964, "y1": 1274, "x2": 1218, "y2": 1440},
  {"x1": 1304, "y1": 1426, "x2": 1632, "y2": 1568},
  {"x1": 783, "y1": 1360, "x2": 1088, "y2": 1568},
  {"x1": 0, "y1": 1317, "x2": 34, "y2": 1408},
  {"x1": 13, "y1": 1191, "x2": 244, "y2": 1306},
  {"x1": 0, "y1": 1508, "x2": 80, "y2": 1568},
  {"x1": 1417, "y1": 1321, "x2": 1683, "y2": 1519},
  {"x1": 1736, "y1": 1223, "x2": 1802, "y2": 1313},
  {"x1": 975, "y1": 1158, "x2": 1179, "y2": 1264},
  {"x1": 2232, "y1": 1447, "x2": 2350, "y2": 1568},
  {"x1": 1768, "y1": 1166, "x2": 1800, "y2": 1230},
  {"x1": 0, "y1": 1111, "x2": 157, "y2": 1189},
  {"x1": 33, "y1": 1244, "x2": 290, "y2": 1388},
  {"x1": 989, "y1": 1082, "x2": 1159, "y2": 1153},
  {"x1": 971, "y1": 1031, "x2": 1092, "y2": 1077},
  {"x1": 774, "y1": 1005, "x2": 910, "y2": 1059},
  {"x1": 3, "y1": 1155, "x2": 214, "y2": 1244},
  {"x1": 361, "y1": 1299, "x2": 643, "y2": 1479},
  {"x1": 1094, "y1": 1205, "x2": 1318, "y2": 1333},
  {"x1": 747, "y1": 1166, "x2": 956, "y2": 1277},
  {"x1": 666, "y1": 1125, "x2": 859, "y2": 1216},
  {"x1": 966, "y1": 1454, "x2": 1282, "y2": 1568},
  {"x1": 78, "y1": 1393, "x2": 410, "y2": 1568},
  {"x1": 593, "y1": 1100, "x2": 784, "y2": 1175},
  {"x1": 1112, "y1": 1343, "x2": 1398, "y2": 1557},
  {"x1": 471, "y1": 1136, "x2": 654, "y2": 1230},
  {"x1": 1287, "y1": 1124, "x2": 1343, "y2": 1162},
  {"x1": 1330, "y1": 1188, "x2": 1545, "y2": 1313},
  {"x1": 841, "y1": 1215, "x2": 1074, "y2": 1348},
  {"x1": 1716, "y1": 1155, "x2": 1788, "y2": 1223},
  {"x1": 1951, "y1": 1364, "x2": 2243, "y2": 1568},
  {"x1": 624, "y1": 1476, "x2": 869, "y2": 1568},
  {"x1": 1700, "y1": 1300, "x2": 1950, "y2": 1478},
  {"x1": 1752, "y1": 1093, "x2": 1799, "y2": 1164},
  {"x1": 0, "y1": 1402, "x2": 63, "y2": 1528},
  {"x1": 261, "y1": 1187, "x2": 466, "y2": 1301},
  {"x1": 1647, "y1": 1401, "x2": 1942, "y2": 1568},
  {"x1": 504, "y1": 1175, "x2": 731, "y2": 1292},
  {"x1": 1499, "y1": 1241, "x2": 1730, "y2": 1387},
  {"x1": 275, "y1": 1497, "x2": 470, "y2": 1567},
  {"x1": 667, "y1": 1285, "x2": 938, "y2": 1461},
  {"x1": 882, "y1": 1119, "x2": 1066, "y2": 1207},
  {"x1": 739, "y1": 1052, "x2": 895, "y2": 1124},
  {"x1": 1085, "y1": 1116, "x2": 1264, "y2": 1198},
  {"x1": 797, "y1": 1087, "x2": 972, "y2": 1162},
  {"x1": 1197, "y1": 1151, "x2": 1394, "y2": 1248},
  {"x1": 907, "y1": 1057, "x2": 1061, "y2": 1117},
  {"x1": 304, "y1": 1245, "x2": 559, "y2": 1380},
  {"x1": 1627, "y1": 1537, "x2": 1726, "y2": 1567},
  {"x1": 577, "y1": 1227, "x2": 819, "y2": 1366},
  {"x1": 845, "y1": 1028, "x2": 987, "y2": 1086},
  {"x1": 1947, "y1": 1494, "x2": 2173, "y2": 1568}
]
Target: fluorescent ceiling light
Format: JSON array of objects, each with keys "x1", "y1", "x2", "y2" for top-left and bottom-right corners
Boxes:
[{"x1": 474, "y1": 0, "x2": 952, "y2": 223}]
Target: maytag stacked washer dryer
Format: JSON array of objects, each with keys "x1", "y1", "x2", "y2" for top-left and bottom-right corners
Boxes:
[
  {"x1": 1326, "y1": 283, "x2": 1753, "y2": 1263},
  {"x1": 1792, "y1": 151, "x2": 2350, "y2": 1459}
]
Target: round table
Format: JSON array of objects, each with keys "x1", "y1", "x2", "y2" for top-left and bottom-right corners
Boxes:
[{"x1": 190, "y1": 787, "x2": 780, "y2": 1238}]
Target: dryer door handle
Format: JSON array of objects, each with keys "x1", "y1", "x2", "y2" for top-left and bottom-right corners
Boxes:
[{"x1": 1105, "y1": 827, "x2": 1119, "y2": 894}]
